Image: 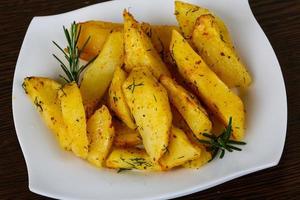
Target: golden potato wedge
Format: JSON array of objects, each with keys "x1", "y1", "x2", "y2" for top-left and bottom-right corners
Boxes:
[
  {"x1": 170, "y1": 30, "x2": 245, "y2": 140},
  {"x1": 77, "y1": 20, "x2": 178, "y2": 63},
  {"x1": 123, "y1": 10, "x2": 171, "y2": 78},
  {"x1": 106, "y1": 147, "x2": 162, "y2": 171},
  {"x1": 174, "y1": 0, "x2": 233, "y2": 48},
  {"x1": 77, "y1": 21, "x2": 122, "y2": 60},
  {"x1": 122, "y1": 67, "x2": 172, "y2": 162},
  {"x1": 86, "y1": 105, "x2": 114, "y2": 167},
  {"x1": 113, "y1": 119, "x2": 142, "y2": 147},
  {"x1": 160, "y1": 126, "x2": 201, "y2": 170},
  {"x1": 192, "y1": 15, "x2": 252, "y2": 88},
  {"x1": 160, "y1": 75, "x2": 212, "y2": 140},
  {"x1": 108, "y1": 66, "x2": 136, "y2": 129},
  {"x1": 183, "y1": 145, "x2": 211, "y2": 169},
  {"x1": 22, "y1": 77, "x2": 71, "y2": 150},
  {"x1": 58, "y1": 82, "x2": 89, "y2": 159},
  {"x1": 141, "y1": 22, "x2": 164, "y2": 58},
  {"x1": 80, "y1": 30, "x2": 124, "y2": 117}
]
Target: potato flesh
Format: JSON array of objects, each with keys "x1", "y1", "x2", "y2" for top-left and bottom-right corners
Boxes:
[
  {"x1": 122, "y1": 67, "x2": 172, "y2": 162},
  {"x1": 106, "y1": 147, "x2": 162, "y2": 171},
  {"x1": 170, "y1": 30, "x2": 245, "y2": 140},
  {"x1": 23, "y1": 77, "x2": 71, "y2": 150},
  {"x1": 160, "y1": 75, "x2": 212, "y2": 140},
  {"x1": 108, "y1": 66, "x2": 136, "y2": 129},
  {"x1": 160, "y1": 126, "x2": 201, "y2": 170},
  {"x1": 77, "y1": 21, "x2": 123, "y2": 60},
  {"x1": 77, "y1": 20, "x2": 177, "y2": 63},
  {"x1": 58, "y1": 82, "x2": 89, "y2": 159},
  {"x1": 80, "y1": 31, "x2": 124, "y2": 117},
  {"x1": 174, "y1": 0, "x2": 233, "y2": 49},
  {"x1": 123, "y1": 10, "x2": 171, "y2": 79},
  {"x1": 183, "y1": 145, "x2": 211, "y2": 169},
  {"x1": 192, "y1": 15, "x2": 252, "y2": 88},
  {"x1": 113, "y1": 119, "x2": 142, "y2": 147},
  {"x1": 87, "y1": 105, "x2": 114, "y2": 167}
]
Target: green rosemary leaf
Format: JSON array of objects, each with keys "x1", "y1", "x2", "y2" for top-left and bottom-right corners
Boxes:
[
  {"x1": 227, "y1": 144, "x2": 242, "y2": 151},
  {"x1": 219, "y1": 149, "x2": 225, "y2": 159},
  {"x1": 227, "y1": 140, "x2": 247, "y2": 145}
]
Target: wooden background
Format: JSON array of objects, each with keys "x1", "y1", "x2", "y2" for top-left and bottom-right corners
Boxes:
[{"x1": 0, "y1": 0, "x2": 299, "y2": 199}]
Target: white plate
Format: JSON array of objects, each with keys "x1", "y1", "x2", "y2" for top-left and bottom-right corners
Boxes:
[{"x1": 12, "y1": 0, "x2": 287, "y2": 199}]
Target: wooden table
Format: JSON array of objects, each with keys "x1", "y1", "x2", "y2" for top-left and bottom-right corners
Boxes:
[{"x1": 1, "y1": 0, "x2": 299, "y2": 199}]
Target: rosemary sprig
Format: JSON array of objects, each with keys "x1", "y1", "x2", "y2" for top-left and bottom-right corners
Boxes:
[
  {"x1": 198, "y1": 117, "x2": 246, "y2": 161},
  {"x1": 52, "y1": 21, "x2": 96, "y2": 84}
]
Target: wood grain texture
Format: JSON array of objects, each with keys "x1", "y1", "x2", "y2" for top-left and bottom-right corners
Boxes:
[{"x1": 0, "y1": 0, "x2": 299, "y2": 199}]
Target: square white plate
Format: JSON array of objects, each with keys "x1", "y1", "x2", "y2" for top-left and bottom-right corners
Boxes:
[{"x1": 12, "y1": 0, "x2": 287, "y2": 199}]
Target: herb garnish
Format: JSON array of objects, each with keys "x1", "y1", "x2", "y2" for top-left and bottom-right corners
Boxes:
[
  {"x1": 117, "y1": 168, "x2": 132, "y2": 173},
  {"x1": 198, "y1": 117, "x2": 246, "y2": 161},
  {"x1": 52, "y1": 21, "x2": 96, "y2": 84},
  {"x1": 126, "y1": 80, "x2": 144, "y2": 93}
]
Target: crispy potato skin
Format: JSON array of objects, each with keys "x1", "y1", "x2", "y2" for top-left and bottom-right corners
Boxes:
[
  {"x1": 80, "y1": 31, "x2": 124, "y2": 118},
  {"x1": 113, "y1": 119, "x2": 142, "y2": 147},
  {"x1": 58, "y1": 82, "x2": 89, "y2": 158},
  {"x1": 170, "y1": 30, "x2": 245, "y2": 140},
  {"x1": 77, "y1": 21, "x2": 123, "y2": 60},
  {"x1": 87, "y1": 105, "x2": 114, "y2": 167},
  {"x1": 174, "y1": 0, "x2": 233, "y2": 48},
  {"x1": 123, "y1": 10, "x2": 171, "y2": 78},
  {"x1": 192, "y1": 15, "x2": 252, "y2": 88},
  {"x1": 105, "y1": 147, "x2": 162, "y2": 171},
  {"x1": 77, "y1": 20, "x2": 178, "y2": 63},
  {"x1": 160, "y1": 75, "x2": 212, "y2": 140},
  {"x1": 159, "y1": 126, "x2": 201, "y2": 170},
  {"x1": 23, "y1": 77, "x2": 71, "y2": 150},
  {"x1": 108, "y1": 66, "x2": 136, "y2": 129},
  {"x1": 122, "y1": 67, "x2": 172, "y2": 162}
]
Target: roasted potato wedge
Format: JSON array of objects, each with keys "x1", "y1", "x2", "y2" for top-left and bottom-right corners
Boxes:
[
  {"x1": 123, "y1": 10, "x2": 171, "y2": 78},
  {"x1": 170, "y1": 30, "x2": 245, "y2": 140},
  {"x1": 141, "y1": 23, "x2": 180, "y2": 65},
  {"x1": 80, "y1": 30, "x2": 124, "y2": 117},
  {"x1": 160, "y1": 75, "x2": 212, "y2": 140},
  {"x1": 77, "y1": 20, "x2": 178, "y2": 63},
  {"x1": 106, "y1": 147, "x2": 162, "y2": 171},
  {"x1": 192, "y1": 15, "x2": 252, "y2": 88},
  {"x1": 22, "y1": 77, "x2": 71, "y2": 150},
  {"x1": 77, "y1": 21, "x2": 122, "y2": 60},
  {"x1": 183, "y1": 145, "x2": 211, "y2": 169},
  {"x1": 87, "y1": 105, "x2": 114, "y2": 167},
  {"x1": 113, "y1": 119, "x2": 142, "y2": 147},
  {"x1": 58, "y1": 82, "x2": 89, "y2": 158},
  {"x1": 122, "y1": 67, "x2": 172, "y2": 162},
  {"x1": 108, "y1": 66, "x2": 136, "y2": 129},
  {"x1": 174, "y1": 0, "x2": 233, "y2": 48},
  {"x1": 160, "y1": 126, "x2": 201, "y2": 170}
]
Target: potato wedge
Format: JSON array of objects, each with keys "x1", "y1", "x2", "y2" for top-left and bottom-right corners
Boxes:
[
  {"x1": 77, "y1": 20, "x2": 178, "y2": 63},
  {"x1": 160, "y1": 126, "x2": 201, "y2": 170},
  {"x1": 113, "y1": 119, "x2": 142, "y2": 147},
  {"x1": 123, "y1": 10, "x2": 171, "y2": 78},
  {"x1": 22, "y1": 77, "x2": 71, "y2": 150},
  {"x1": 192, "y1": 15, "x2": 252, "y2": 88},
  {"x1": 108, "y1": 66, "x2": 136, "y2": 129},
  {"x1": 58, "y1": 82, "x2": 89, "y2": 158},
  {"x1": 87, "y1": 105, "x2": 114, "y2": 167},
  {"x1": 174, "y1": 0, "x2": 233, "y2": 48},
  {"x1": 106, "y1": 147, "x2": 162, "y2": 171},
  {"x1": 80, "y1": 30, "x2": 124, "y2": 117},
  {"x1": 170, "y1": 30, "x2": 245, "y2": 140},
  {"x1": 183, "y1": 145, "x2": 211, "y2": 169},
  {"x1": 122, "y1": 67, "x2": 172, "y2": 162},
  {"x1": 160, "y1": 75, "x2": 212, "y2": 140},
  {"x1": 77, "y1": 21, "x2": 122, "y2": 60}
]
